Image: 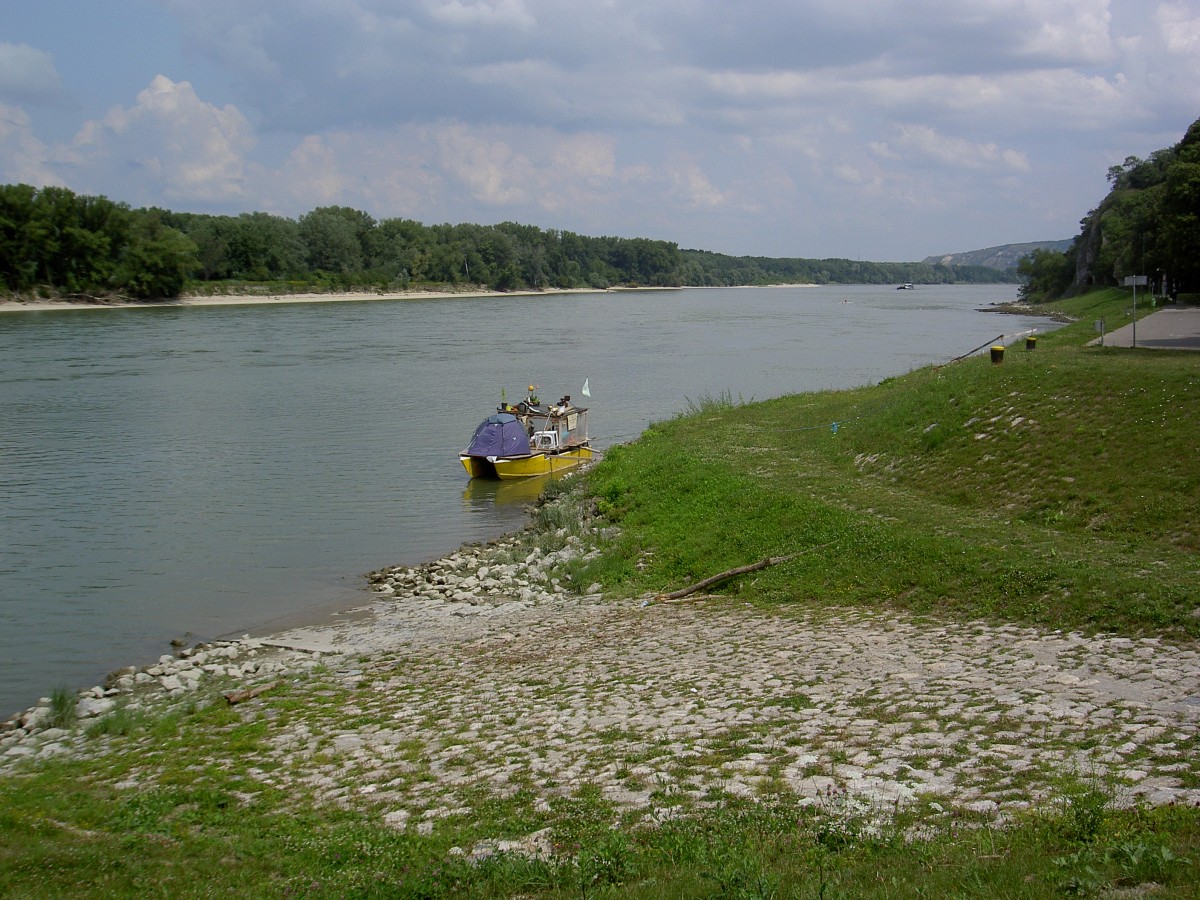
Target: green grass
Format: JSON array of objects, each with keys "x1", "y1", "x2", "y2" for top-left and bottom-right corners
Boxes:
[
  {"x1": 3, "y1": 733, "x2": 1198, "y2": 898},
  {"x1": 46, "y1": 687, "x2": 77, "y2": 730},
  {"x1": 579, "y1": 287, "x2": 1200, "y2": 637}
]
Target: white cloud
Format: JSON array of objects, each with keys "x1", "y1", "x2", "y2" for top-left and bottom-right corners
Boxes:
[
  {"x1": 894, "y1": 124, "x2": 1030, "y2": 172},
  {"x1": 0, "y1": 104, "x2": 61, "y2": 185},
  {"x1": 248, "y1": 121, "x2": 630, "y2": 227},
  {"x1": 834, "y1": 164, "x2": 869, "y2": 186},
  {"x1": 66, "y1": 75, "x2": 254, "y2": 204},
  {"x1": 1012, "y1": 0, "x2": 1115, "y2": 64},
  {"x1": 549, "y1": 133, "x2": 616, "y2": 181},
  {"x1": 1157, "y1": 2, "x2": 1200, "y2": 55},
  {"x1": 424, "y1": 0, "x2": 537, "y2": 30},
  {"x1": 870, "y1": 141, "x2": 900, "y2": 160},
  {"x1": 276, "y1": 135, "x2": 348, "y2": 206},
  {"x1": 0, "y1": 43, "x2": 63, "y2": 103},
  {"x1": 667, "y1": 157, "x2": 728, "y2": 209},
  {"x1": 435, "y1": 124, "x2": 536, "y2": 206},
  {"x1": 860, "y1": 68, "x2": 1133, "y2": 130}
]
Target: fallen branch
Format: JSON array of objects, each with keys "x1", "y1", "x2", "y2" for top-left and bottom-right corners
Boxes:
[
  {"x1": 654, "y1": 543, "x2": 833, "y2": 602},
  {"x1": 223, "y1": 681, "x2": 280, "y2": 705}
]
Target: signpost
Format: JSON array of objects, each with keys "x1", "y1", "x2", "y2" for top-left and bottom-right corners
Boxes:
[{"x1": 1124, "y1": 275, "x2": 1148, "y2": 347}]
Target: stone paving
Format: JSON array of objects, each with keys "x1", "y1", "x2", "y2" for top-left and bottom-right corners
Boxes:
[
  {"x1": 5, "y1": 530, "x2": 1200, "y2": 833},
  {"x1": 250, "y1": 537, "x2": 1200, "y2": 829}
]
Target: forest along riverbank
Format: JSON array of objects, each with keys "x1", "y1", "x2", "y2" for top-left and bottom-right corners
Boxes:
[{"x1": 5, "y1": 493, "x2": 1199, "y2": 828}]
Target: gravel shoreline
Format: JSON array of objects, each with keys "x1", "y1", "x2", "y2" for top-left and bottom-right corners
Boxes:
[{"x1": 5, "y1": 517, "x2": 1199, "y2": 831}]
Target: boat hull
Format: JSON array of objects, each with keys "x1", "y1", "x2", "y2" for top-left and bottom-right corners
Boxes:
[
  {"x1": 460, "y1": 455, "x2": 495, "y2": 478},
  {"x1": 461, "y1": 445, "x2": 594, "y2": 479}
]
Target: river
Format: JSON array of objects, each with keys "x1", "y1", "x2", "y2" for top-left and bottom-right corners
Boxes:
[{"x1": 0, "y1": 284, "x2": 1050, "y2": 715}]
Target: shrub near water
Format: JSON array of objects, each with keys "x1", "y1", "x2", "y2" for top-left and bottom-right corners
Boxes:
[{"x1": 580, "y1": 288, "x2": 1200, "y2": 636}]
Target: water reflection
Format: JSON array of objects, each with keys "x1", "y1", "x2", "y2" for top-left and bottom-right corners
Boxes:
[{"x1": 461, "y1": 472, "x2": 566, "y2": 509}]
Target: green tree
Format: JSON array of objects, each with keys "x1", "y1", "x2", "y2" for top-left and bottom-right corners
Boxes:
[
  {"x1": 116, "y1": 213, "x2": 199, "y2": 299},
  {"x1": 0, "y1": 183, "x2": 44, "y2": 290},
  {"x1": 0, "y1": 184, "x2": 132, "y2": 295},
  {"x1": 1017, "y1": 248, "x2": 1075, "y2": 301},
  {"x1": 1158, "y1": 120, "x2": 1200, "y2": 292},
  {"x1": 180, "y1": 215, "x2": 234, "y2": 281},
  {"x1": 230, "y1": 212, "x2": 305, "y2": 280},
  {"x1": 299, "y1": 206, "x2": 374, "y2": 274},
  {"x1": 1073, "y1": 116, "x2": 1200, "y2": 294}
]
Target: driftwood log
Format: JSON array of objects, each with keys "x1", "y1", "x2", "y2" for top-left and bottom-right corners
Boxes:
[
  {"x1": 223, "y1": 681, "x2": 280, "y2": 705},
  {"x1": 654, "y1": 542, "x2": 833, "y2": 603}
]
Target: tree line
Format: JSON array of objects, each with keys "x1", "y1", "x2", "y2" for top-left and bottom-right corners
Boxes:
[
  {"x1": 0, "y1": 185, "x2": 197, "y2": 300},
  {"x1": 1018, "y1": 115, "x2": 1200, "y2": 301},
  {"x1": 2, "y1": 183, "x2": 1013, "y2": 301},
  {"x1": 676, "y1": 249, "x2": 1014, "y2": 287}
]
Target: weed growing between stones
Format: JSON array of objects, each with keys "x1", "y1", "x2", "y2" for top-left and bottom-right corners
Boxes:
[
  {"x1": 84, "y1": 705, "x2": 141, "y2": 739},
  {"x1": 47, "y1": 687, "x2": 76, "y2": 730}
]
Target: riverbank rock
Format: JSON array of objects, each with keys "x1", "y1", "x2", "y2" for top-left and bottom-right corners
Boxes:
[
  {"x1": 0, "y1": 635, "x2": 315, "y2": 765},
  {"x1": 0, "y1": 504, "x2": 598, "y2": 767},
  {"x1": 6, "y1": 491, "x2": 1198, "y2": 834}
]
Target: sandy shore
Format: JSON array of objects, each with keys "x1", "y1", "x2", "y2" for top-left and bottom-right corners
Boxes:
[{"x1": 0, "y1": 286, "x2": 679, "y2": 313}]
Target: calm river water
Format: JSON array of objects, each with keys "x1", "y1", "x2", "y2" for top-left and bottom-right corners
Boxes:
[{"x1": 0, "y1": 285, "x2": 1051, "y2": 714}]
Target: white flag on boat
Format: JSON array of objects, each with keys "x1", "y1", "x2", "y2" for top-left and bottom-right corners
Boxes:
[{"x1": 581, "y1": 377, "x2": 591, "y2": 398}]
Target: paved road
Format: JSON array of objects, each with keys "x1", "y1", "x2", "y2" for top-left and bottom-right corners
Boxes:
[{"x1": 1090, "y1": 306, "x2": 1200, "y2": 350}]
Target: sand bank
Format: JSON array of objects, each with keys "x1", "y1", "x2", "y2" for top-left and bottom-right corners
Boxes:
[{"x1": 0, "y1": 286, "x2": 625, "y2": 313}]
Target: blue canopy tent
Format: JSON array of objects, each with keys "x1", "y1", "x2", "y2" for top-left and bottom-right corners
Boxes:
[{"x1": 463, "y1": 413, "x2": 531, "y2": 459}]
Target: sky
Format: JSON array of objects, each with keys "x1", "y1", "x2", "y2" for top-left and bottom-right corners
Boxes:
[{"x1": 1, "y1": 1, "x2": 1198, "y2": 261}]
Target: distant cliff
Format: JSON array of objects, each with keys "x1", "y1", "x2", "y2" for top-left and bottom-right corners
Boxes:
[{"x1": 923, "y1": 241, "x2": 1073, "y2": 270}]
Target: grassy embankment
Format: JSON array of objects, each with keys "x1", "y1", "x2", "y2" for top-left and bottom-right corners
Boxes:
[
  {"x1": 576, "y1": 288, "x2": 1199, "y2": 638},
  {"x1": 2, "y1": 287, "x2": 1198, "y2": 898}
]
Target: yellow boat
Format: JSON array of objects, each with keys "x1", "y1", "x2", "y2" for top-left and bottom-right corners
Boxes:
[{"x1": 460, "y1": 393, "x2": 594, "y2": 480}]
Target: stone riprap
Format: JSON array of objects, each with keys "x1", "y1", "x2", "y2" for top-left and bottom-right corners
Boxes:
[
  {"x1": 0, "y1": 635, "x2": 318, "y2": 764},
  {"x1": 3, "y1": 528, "x2": 1199, "y2": 832}
]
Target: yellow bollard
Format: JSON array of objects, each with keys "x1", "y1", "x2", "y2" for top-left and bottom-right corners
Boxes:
[
  {"x1": 990, "y1": 345, "x2": 1005, "y2": 364},
  {"x1": 1026, "y1": 336, "x2": 1037, "y2": 350}
]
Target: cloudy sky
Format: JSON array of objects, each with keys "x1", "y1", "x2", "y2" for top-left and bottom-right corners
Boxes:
[{"x1": 2, "y1": 1, "x2": 1197, "y2": 260}]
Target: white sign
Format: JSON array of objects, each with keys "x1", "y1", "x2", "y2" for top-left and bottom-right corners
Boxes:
[{"x1": 1123, "y1": 275, "x2": 1148, "y2": 286}]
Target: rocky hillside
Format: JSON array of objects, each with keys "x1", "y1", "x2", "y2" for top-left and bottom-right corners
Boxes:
[{"x1": 923, "y1": 240, "x2": 1072, "y2": 270}]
